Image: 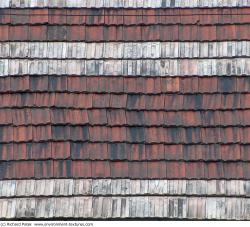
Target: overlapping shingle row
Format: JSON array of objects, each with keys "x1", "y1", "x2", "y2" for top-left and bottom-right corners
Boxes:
[
  {"x1": 1, "y1": 160, "x2": 250, "y2": 179},
  {"x1": 1, "y1": 108, "x2": 250, "y2": 127},
  {"x1": 0, "y1": 125, "x2": 249, "y2": 143},
  {"x1": 1, "y1": 76, "x2": 249, "y2": 93},
  {"x1": 1, "y1": 8, "x2": 250, "y2": 25},
  {"x1": 0, "y1": 93, "x2": 249, "y2": 110},
  {"x1": 2, "y1": 179, "x2": 250, "y2": 197},
  {"x1": 1, "y1": 24, "x2": 250, "y2": 41},
  {"x1": 2, "y1": 42, "x2": 250, "y2": 59},
  {"x1": 1, "y1": 196, "x2": 250, "y2": 220},
  {"x1": 1, "y1": 59, "x2": 250, "y2": 76},
  {"x1": 1, "y1": 143, "x2": 249, "y2": 161}
]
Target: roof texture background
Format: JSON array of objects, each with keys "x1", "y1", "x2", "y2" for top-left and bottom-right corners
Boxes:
[{"x1": 0, "y1": 0, "x2": 250, "y2": 220}]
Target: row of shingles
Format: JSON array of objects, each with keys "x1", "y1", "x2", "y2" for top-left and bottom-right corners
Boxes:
[
  {"x1": 1, "y1": 24, "x2": 250, "y2": 41},
  {"x1": 1, "y1": 108, "x2": 250, "y2": 127},
  {"x1": 4, "y1": 196, "x2": 250, "y2": 220},
  {"x1": 0, "y1": 93, "x2": 249, "y2": 110},
  {"x1": 1, "y1": 179, "x2": 250, "y2": 197},
  {"x1": 0, "y1": 125, "x2": 250, "y2": 143},
  {"x1": 2, "y1": 59, "x2": 250, "y2": 77},
  {"x1": 3, "y1": 0, "x2": 250, "y2": 8},
  {"x1": 1, "y1": 159, "x2": 250, "y2": 179},
  {"x1": 0, "y1": 196, "x2": 249, "y2": 220},
  {"x1": 2, "y1": 59, "x2": 250, "y2": 76},
  {"x1": 2, "y1": 42, "x2": 250, "y2": 59},
  {"x1": 1, "y1": 8, "x2": 250, "y2": 25},
  {"x1": 1, "y1": 142, "x2": 250, "y2": 161},
  {"x1": 1, "y1": 7, "x2": 250, "y2": 42},
  {"x1": 0, "y1": 76, "x2": 249, "y2": 93}
]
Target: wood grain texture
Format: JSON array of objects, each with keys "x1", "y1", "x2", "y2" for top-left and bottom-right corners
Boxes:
[
  {"x1": 1, "y1": 42, "x2": 250, "y2": 59},
  {"x1": 1, "y1": 179, "x2": 250, "y2": 197},
  {"x1": 2, "y1": 0, "x2": 250, "y2": 8},
  {"x1": 1, "y1": 58, "x2": 250, "y2": 76},
  {"x1": 0, "y1": 196, "x2": 250, "y2": 219}
]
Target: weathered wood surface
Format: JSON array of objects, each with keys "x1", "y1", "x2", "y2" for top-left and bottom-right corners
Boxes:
[
  {"x1": 1, "y1": 42, "x2": 250, "y2": 59},
  {"x1": 0, "y1": 196, "x2": 250, "y2": 219},
  {"x1": 2, "y1": 0, "x2": 250, "y2": 8},
  {"x1": 0, "y1": 179, "x2": 250, "y2": 197},
  {"x1": 1, "y1": 58, "x2": 250, "y2": 76}
]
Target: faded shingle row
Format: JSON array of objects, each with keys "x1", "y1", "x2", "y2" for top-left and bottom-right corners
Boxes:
[
  {"x1": 2, "y1": 0, "x2": 250, "y2": 8},
  {"x1": 1, "y1": 41, "x2": 250, "y2": 59},
  {"x1": 1, "y1": 179, "x2": 250, "y2": 197},
  {"x1": 1, "y1": 196, "x2": 250, "y2": 220},
  {"x1": 1, "y1": 59, "x2": 250, "y2": 76}
]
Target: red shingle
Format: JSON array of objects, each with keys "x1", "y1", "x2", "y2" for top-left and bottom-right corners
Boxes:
[
  {"x1": 52, "y1": 142, "x2": 70, "y2": 159},
  {"x1": 72, "y1": 161, "x2": 92, "y2": 178},
  {"x1": 66, "y1": 9, "x2": 86, "y2": 24},
  {"x1": 111, "y1": 161, "x2": 129, "y2": 178},
  {"x1": 92, "y1": 161, "x2": 110, "y2": 178},
  {"x1": 129, "y1": 162, "x2": 147, "y2": 178},
  {"x1": 66, "y1": 25, "x2": 85, "y2": 41},
  {"x1": 53, "y1": 160, "x2": 72, "y2": 178},
  {"x1": 0, "y1": 144, "x2": 14, "y2": 161},
  {"x1": 29, "y1": 9, "x2": 49, "y2": 24},
  {"x1": 9, "y1": 25, "x2": 28, "y2": 41},
  {"x1": 145, "y1": 144, "x2": 165, "y2": 160},
  {"x1": 85, "y1": 26, "x2": 104, "y2": 42},
  {"x1": 0, "y1": 77, "x2": 11, "y2": 92},
  {"x1": 0, "y1": 9, "x2": 10, "y2": 24},
  {"x1": 148, "y1": 161, "x2": 167, "y2": 178},
  {"x1": 88, "y1": 143, "x2": 109, "y2": 160},
  {"x1": 0, "y1": 109, "x2": 12, "y2": 125},
  {"x1": 35, "y1": 160, "x2": 53, "y2": 178},
  {"x1": 15, "y1": 161, "x2": 35, "y2": 179},
  {"x1": 11, "y1": 9, "x2": 29, "y2": 24},
  {"x1": 29, "y1": 25, "x2": 47, "y2": 41},
  {"x1": 49, "y1": 9, "x2": 67, "y2": 24}
]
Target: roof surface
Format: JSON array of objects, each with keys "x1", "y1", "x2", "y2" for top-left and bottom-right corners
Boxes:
[{"x1": 0, "y1": 0, "x2": 250, "y2": 220}]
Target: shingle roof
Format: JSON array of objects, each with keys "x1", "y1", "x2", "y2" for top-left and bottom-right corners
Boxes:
[{"x1": 0, "y1": 0, "x2": 250, "y2": 220}]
